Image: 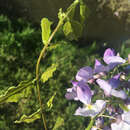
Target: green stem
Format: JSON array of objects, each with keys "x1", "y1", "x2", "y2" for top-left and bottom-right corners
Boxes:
[
  {"x1": 99, "y1": 114, "x2": 116, "y2": 120},
  {"x1": 35, "y1": 21, "x2": 61, "y2": 130},
  {"x1": 35, "y1": 1, "x2": 80, "y2": 129},
  {"x1": 86, "y1": 118, "x2": 94, "y2": 130}
]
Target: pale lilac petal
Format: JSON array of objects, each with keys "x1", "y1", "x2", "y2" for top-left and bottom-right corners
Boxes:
[
  {"x1": 111, "y1": 89, "x2": 127, "y2": 99},
  {"x1": 96, "y1": 79, "x2": 112, "y2": 96},
  {"x1": 77, "y1": 81, "x2": 92, "y2": 104},
  {"x1": 104, "y1": 48, "x2": 115, "y2": 57},
  {"x1": 108, "y1": 74, "x2": 121, "y2": 89},
  {"x1": 76, "y1": 66, "x2": 93, "y2": 82},
  {"x1": 93, "y1": 100, "x2": 106, "y2": 113},
  {"x1": 104, "y1": 56, "x2": 126, "y2": 64},
  {"x1": 74, "y1": 100, "x2": 106, "y2": 117},
  {"x1": 122, "y1": 111, "x2": 130, "y2": 124},
  {"x1": 111, "y1": 121, "x2": 126, "y2": 130},
  {"x1": 111, "y1": 112, "x2": 130, "y2": 130},
  {"x1": 74, "y1": 107, "x2": 97, "y2": 117}
]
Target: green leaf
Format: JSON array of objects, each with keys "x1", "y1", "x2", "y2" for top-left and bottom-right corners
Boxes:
[
  {"x1": 41, "y1": 64, "x2": 58, "y2": 83},
  {"x1": 80, "y1": 2, "x2": 87, "y2": 24},
  {"x1": 41, "y1": 18, "x2": 53, "y2": 45},
  {"x1": 15, "y1": 109, "x2": 41, "y2": 124},
  {"x1": 66, "y1": 1, "x2": 78, "y2": 20},
  {"x1": 47, "y1": 92, "x2": 56, "y2": 109},
  {"x1": 63, "y1": 20, "x2": 83, "y2": 41},
  {"x1": 53, "y1": 117, "x2": 64, "y2": 130},
  {"x1": 0, "y1": 80, "x2": 35, "y2": 104}
]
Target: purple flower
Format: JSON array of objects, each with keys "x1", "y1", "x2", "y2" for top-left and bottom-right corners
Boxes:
[
  {"x1": 74, "y1": 100, "x2": 106, "y2": 117},
  {"x1": 111, "y1": 111, "x2": 130, "y2": 130},
  {"x1": 65, "y1": 81, "x2": 92, "y2": 104},
  {"x1": 103, "y1": 48, "x2": 126, "y2": 65},
  {"x1": 96, "y1": 75, "x2": 127, "y2": 99},
  {"x1": 76, "y1": 66, "x2": 93, "y2": 82},
  {"x1": 76, "y1": 81, "x2": 92, "y2": 104}
]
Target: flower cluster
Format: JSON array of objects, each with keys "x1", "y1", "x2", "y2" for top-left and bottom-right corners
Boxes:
[{"x1": 65, "y1": 48, "x2": 130, "y2": 130}]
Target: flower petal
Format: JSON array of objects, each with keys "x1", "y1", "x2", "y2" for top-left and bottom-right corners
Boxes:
[
  {"x1": 111, "y1": 89, "x2": 127, "y2": 99},
  {"x1": 104, "y1": 56, "x2": 126, "y2": 65},
  {"x1": 74, "y1": 107, "x2": 97, "y2": 117},
  {"x1": 94, "y1": 59, "x2": 107, "y2": 73},
  {"x1": 122, "y1": 111, "x2": 130, "y2": 124},
  {"x1": 76, "y1": 66, "x2": 93, "y2": 82},
  {"x1": 77, "y1": 81, "x2": 92, "y2": 104},
  {"x1": 93, "y1": 100, "x2": 106, "y2": 114},
  {"x1": 96, "y1": 79, "x2": 112, "y2": 96},
  {"x1": 104, "y1": 48, "x2": 115, "y2": 57},
  {"x1": 108, "y1": 74, "x2": 121, "y2": 89},
  {"x1": 74, "y1": 100, "x2": 106, "y2": 117}
]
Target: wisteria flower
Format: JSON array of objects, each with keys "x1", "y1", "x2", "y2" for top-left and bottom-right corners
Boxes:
[
  {"x1": 96, "y1": 74, "x2": 127, "y2": 99},
  {"x1": 103, "y1": 48, "x2": 126, "y2": 65},
  {"x1": 111, "y1": 111, "x2": 130, "y2": 130},
  {"x1": 65, "y1": 80, "x2": 92, "y2": 104},
  {"x1": 65, "y1": 80, "x2": 106, "y2": 117},
  {"x1": 74, "y1": 100, "x2": 106, "y2": 117}
]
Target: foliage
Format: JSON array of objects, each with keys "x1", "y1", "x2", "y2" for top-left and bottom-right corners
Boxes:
[
  {"x1": 41, "y1": 64, "x2": 58, "y2": 83},
  {"x1": 41, "y1": 18, "x2": 53, "y2": 45},
  {"x1": 15, "y1": 109, "x2": 41, "y2": 124},
  {"x1": 52, "y1": 117, "x2": 64, "y2": 130},
  {"x1": 0, "y1": 0, "x2": 129, "y2": 129},
  {"x1": 0, "y1": 14, "x2": 99, "y2": 130},
  {"x1": 0, "y1": 80, "x2": 35, "y2": 104},
  {"x1": 0, "y1": 15, "x2": 41, "y2": 89}
]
